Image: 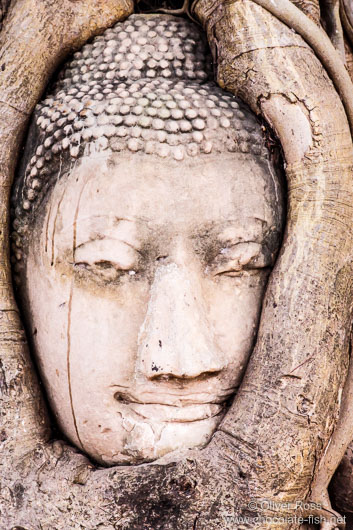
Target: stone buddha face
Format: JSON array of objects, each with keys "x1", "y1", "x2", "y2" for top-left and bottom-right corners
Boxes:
[{"x1": 12, "y1": 15, "x2": 284, "y2": 465}]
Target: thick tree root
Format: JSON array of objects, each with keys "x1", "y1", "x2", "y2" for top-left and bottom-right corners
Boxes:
[
  {"x1": 321, "y1": 0, "x2": 346, "y2": 60},
  {"x1": 311, "y1": 356, "x2": 353, "y2": 511},
  {"x1": 250, "y1": 0, "x2": 353, "y2": 135}
]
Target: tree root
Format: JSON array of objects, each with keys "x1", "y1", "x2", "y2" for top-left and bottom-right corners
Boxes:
[
  {"x1": 151, "y1": 0, "x2": 199, "y2": 24},
  {"x1": 310, "y1": 353, "x2": 353, "y2": 524},
  {"x1": 247, "y1": 0, "x2": 353, "y2": 135},
  {"x1": 154, "y1": 0, "x2": 190, "y2": 15},
  {"x1": 321, "y1": 0, "x2": 346, "y2": 60},
  {"x1": 307, "y1": 489, "x2": 346, "y2": 529}
]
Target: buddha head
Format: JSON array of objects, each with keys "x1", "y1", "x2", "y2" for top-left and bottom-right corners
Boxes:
[{"x1": 11, "y1": 14, "x2": 284, "y2": 465}]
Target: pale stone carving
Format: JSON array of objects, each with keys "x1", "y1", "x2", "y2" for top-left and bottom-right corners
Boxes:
[
  {"x1": 0, "y1": 0, "x2": 352, "y2": 526},
  {"x1": 11, "y1": 15, "x2": 283, "y2": 465}
]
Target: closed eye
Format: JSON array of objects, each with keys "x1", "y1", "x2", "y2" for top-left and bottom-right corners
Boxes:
[
  {"x1": 74, "y1": 238, "x2": 139, "y2": 271},
  {"x1": 74, "y1": 260, "x2": 137, "y2": 282},
  {"x1": 215, "y1": 266, "x2": 271, "y2": 278},
  {"x1": 209, "y1": 241, "x2": 272, "y2": 277}
]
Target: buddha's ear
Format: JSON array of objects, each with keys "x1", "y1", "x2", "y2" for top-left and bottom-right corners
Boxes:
[
  {"x1": 0, "y1": 0, "x2": 134, "y2": 458},
  {"x1": 193, "y1": 0, "x2": 353, "y2": 505}
]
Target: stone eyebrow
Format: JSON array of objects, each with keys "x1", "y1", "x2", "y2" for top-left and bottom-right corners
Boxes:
[
  {"x1": 72, "y1": 215, "x2": 155, "y2": 252},
  {"x1": 59, "y1": 215, "x2": 149, "y2": 233},
  {"x1": 191, "y1": 218, "x2": 270, "y2": 241}
]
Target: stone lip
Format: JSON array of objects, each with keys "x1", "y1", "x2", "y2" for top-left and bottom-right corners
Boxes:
[
  {"x1": 112, "y1": 385, "x2": 235, "y2": 422},
  {"x1": 125, "y1": 402, "x2": 224, "y2": 423}
]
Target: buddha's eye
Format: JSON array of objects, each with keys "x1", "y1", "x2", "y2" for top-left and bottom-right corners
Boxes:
[
  {"x1": 73, "y1": 238, "x2": 140, "y2": 282},
  {"x1": 215, "y1": 265, "x2": 270, "y2": 278},
  {"x1": 74, "y1": 260, "x2": 138, "y2": 282},
  {"x1": 210, "y1": 242, "x2": 272, "y2": 278}
]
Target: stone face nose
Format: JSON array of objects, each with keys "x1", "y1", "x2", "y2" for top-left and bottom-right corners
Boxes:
[{"x1": 137, "y1": 263, "x2": 225, "y2": 381}]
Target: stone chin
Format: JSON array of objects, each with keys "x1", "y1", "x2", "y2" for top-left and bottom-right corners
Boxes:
[
  {"x1": 85, "y1": 384, "x2": 227, "y2": 465},
  {"x1": 87, "y1": 412, "x2": 224, "y2": 466}
]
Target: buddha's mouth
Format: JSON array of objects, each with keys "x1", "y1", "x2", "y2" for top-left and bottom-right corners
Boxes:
[
  {"x1": 120, "y1": 400, "x2": 224, "y2": 422},
  {"x1": 113, "y1": 388, "x2": 233, "y2": 423}
]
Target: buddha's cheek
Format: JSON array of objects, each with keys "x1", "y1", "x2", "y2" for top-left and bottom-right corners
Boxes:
[
  {"x1": 25, "y1": 257, "x2": 149, "y2": 453},
  {"x1": 22, "y1": 261, "x2": 74, "y2": 443},
  {"x1": 205, "y1": 273, "x2": 269, "y2": 388},
  {"x1": 64, "y1": 280, "x2": 148, "y2": 435}
]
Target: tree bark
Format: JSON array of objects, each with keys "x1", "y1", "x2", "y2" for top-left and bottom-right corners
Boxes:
[
  {"x1": 1, "y1": 1, "x2": 353, "y2": 529},
  {"x1": 325, "y1": 1, "x2": 353, "y2": 515}
]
